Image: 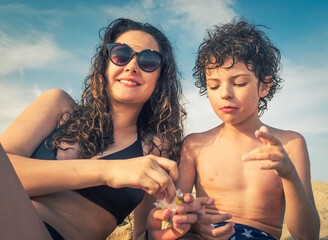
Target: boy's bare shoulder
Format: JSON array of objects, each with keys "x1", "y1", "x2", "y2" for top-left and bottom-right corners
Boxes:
[
  {"x1": 183, "y1": 126, "x2": 220, "y2": 150},
  {"x1": 266, "y1": 125, "x2": 306, "y2": 146}
]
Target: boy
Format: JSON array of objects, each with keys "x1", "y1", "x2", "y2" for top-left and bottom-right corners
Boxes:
[{"x1": 176, "y1": 19, "x2": 320, "y2": 239}]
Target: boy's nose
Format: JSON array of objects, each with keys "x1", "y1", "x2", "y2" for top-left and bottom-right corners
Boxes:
[{"x1": 219, "y1": 84, "x2": 233, "y2": 99}]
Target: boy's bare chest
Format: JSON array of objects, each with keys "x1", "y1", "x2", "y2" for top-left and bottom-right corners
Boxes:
[{"x1": 195, "y1": 141, "x2": 282, "y2": 193}]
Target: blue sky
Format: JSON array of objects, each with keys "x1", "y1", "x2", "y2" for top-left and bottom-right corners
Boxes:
[{"x1": 0, "y1": 0, "x2": 327, "y2": 182}]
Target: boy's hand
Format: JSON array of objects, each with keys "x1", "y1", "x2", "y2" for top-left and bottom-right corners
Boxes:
[
  {"x1": 242, "y1": 126, "x2": 296, "y2": 178},
  {"x1": 192, "y1": 197, "x2": 235, "y2": 240},
  {"x1": 147, "y1": 193, "x2": 201, "y2": 240}
]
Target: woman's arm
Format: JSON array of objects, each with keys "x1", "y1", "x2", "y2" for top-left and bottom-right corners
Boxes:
[
  {"x1": 0, "y1": 89, "x2": 74, "y2": 157},
  {"x1": 0, "y1": 144, "x2": 53, "y2": 239},
  {"x1": 1, "y1": 89, "x2": 179, "y2": 197},
  {"x1": 175, "y1": 134, "x2": 197, "y2": 194}
]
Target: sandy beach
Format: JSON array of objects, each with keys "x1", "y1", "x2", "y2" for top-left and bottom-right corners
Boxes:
[{"x1": 108, "y1": 180, "x2": 328, "y2": 240}]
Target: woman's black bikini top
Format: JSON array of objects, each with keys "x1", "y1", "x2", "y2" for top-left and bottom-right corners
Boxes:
[{"x1": 31, "y1": 130, "x2": 145, "y2": 225}]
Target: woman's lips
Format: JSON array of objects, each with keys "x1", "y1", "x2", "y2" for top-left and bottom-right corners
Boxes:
[{"x1": 118, "y1": 78, "x2": 140, "y2": 87}]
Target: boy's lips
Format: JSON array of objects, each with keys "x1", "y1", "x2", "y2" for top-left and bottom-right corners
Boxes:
[{"x1": 220, "y1": 106, "x2": 237, "y2": 113}]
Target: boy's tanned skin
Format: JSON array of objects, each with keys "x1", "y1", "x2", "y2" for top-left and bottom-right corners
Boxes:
[{"x1": 176, "y1": 20, "x2": 320, "y2": 240}]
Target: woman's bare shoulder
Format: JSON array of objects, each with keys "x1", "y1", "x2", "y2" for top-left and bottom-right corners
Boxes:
[
  {"x1": 0, "y1": 89, "x2": 76, "y2": 156},
  {"x1": 40, "y1": 89, "x2": 76, "y2": 111}
]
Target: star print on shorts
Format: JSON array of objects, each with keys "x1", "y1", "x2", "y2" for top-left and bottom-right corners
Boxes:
[{"x1": 212, "y1": 222, "x2": 278, "y2": 239}]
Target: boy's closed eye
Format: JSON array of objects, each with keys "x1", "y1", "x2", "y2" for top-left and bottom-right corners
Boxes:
[
  {"x1": 208, "y1": 85, "x2": 220, "y2": 90},
  {"x1": 206, "y1": 82, "x2": 220, "y2": 90},
  {"x1": 233, "y1": 82, "x2": 247, "y2": 87}
]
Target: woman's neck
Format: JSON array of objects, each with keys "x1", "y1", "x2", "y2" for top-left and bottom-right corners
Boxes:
[{"x1": 110, "y1": 103, "x2": 141, "y2": 137}]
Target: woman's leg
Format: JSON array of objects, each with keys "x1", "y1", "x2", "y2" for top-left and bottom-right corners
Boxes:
[{"x1": 0, "y1": 144, "x2": 52, "y2": 240}]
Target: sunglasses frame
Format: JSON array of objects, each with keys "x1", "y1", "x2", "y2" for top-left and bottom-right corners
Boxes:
[{"x1": 107, "y1": 43, "x2": 162, "y2": 72}]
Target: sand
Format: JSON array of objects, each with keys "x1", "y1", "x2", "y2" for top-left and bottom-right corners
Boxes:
[{"x1": 108, "y1": 180, "x2": 328, "y2": 239}]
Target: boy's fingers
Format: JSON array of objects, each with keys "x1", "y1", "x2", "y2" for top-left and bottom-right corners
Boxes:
[
  {"x1": 255, "y1": 129, "x2": 281, "y2": 146},
  {"x1": 260, "y1": 161, "x2": 281, "y2": 170},
  {"x1": 243, "y1": 152, "x2": 282, "y2": 161},
  {"x1": 195, "y1": 197, "x2": 215, "y2": 206},
  {"x1": 259, "y1": 125, "x2": 269, "y2": 132},
  {"x1": 178, "y1": 201, "x2": 202, "y2": 214},
  {"x1": 173, "y1": 213, "x2": 198, "y2": 225},
  {"x1": 211, "y1": 222, "x2": 235, "y2": 238},
  {"x1": 183, "y1": 193, "x2": 194, "y2": 203},
  {"x1": 151, "y1": 208, "x2": 171, "y2": 221},
  {"x1": 256, "y1": 126, "x2": 269, "y2": 145},
  {"x1": 199, "y1": 213, "x2": 232, "y2": 224}
]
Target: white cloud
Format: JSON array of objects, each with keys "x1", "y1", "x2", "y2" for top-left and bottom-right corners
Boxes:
[
  {"x1": 102, "y1": 5, "x2": 152, "y2": 22},
  {"x1": 162, "y1": 0, "x2": 236, "y2": 34},
  {"x1": 261, "y1": 58, "x2": 328, "y2": 134},
  {"x1": 0, "y1": 31, "x2": 72, "y2": 75},
  {"x1": 102, "y1": 0, "x2": 236, "y2": 42},
  {"x1": 183, "y1": 86, "x2": 221, "y2": 135},
  {"x1": 141, "y1": 0, "x2": 155, "y2": 9},
  {"x1": 0, "y1": 81, "x2": 41, "y2": 135}
]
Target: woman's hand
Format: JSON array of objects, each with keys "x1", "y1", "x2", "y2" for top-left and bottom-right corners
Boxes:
[
  {"x1": 147, "y1": 193, "x2": 202, "y2": 240},
  {"x1": 103, "y1": 155, "x2": 178, "y2": 202}
]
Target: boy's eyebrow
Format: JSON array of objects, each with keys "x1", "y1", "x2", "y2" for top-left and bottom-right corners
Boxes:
[
  {"x1": 231, "y1": 74, "x2": 252, "y2": 79},
  {"x1": 206, "y1": 74, "x2": 252, "y2": 81}
]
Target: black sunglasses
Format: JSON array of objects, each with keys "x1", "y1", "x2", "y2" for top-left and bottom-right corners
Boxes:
[{"x1": 107, "y1": 43, "x2": 162, "y2": 72}]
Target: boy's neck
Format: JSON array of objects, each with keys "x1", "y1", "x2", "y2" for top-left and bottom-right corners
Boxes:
[{"x1": 221, "y1": 116, "x2": 264, "y2": 137}]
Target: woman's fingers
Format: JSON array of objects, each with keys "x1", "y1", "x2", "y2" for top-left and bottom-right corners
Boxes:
[
  {"x1": 154, "y1": 156, "x2": 179, "y2": 181},
  {"x1": 144, "y1": 156, "x2": 177, "y2": 201},
  {"x1": 110, "y1": 155, "x2": 177, "y2": 200}
]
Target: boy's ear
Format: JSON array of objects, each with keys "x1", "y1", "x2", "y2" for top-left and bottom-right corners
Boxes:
[{"x1": 259, "y1": 76, "x2": 273, "y2": 98}]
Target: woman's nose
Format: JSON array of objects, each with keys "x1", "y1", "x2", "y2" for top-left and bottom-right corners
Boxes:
[{"x1": 124, "y1": 56, "x2": 140, "y2": 74}]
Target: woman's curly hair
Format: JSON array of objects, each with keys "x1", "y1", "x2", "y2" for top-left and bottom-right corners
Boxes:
[
  {"x1": 193, "y1": 18, "x2": 283, "y2": 116},
  {"x1": 52, "y1": 18, "x2": 186, "y2": 161}
]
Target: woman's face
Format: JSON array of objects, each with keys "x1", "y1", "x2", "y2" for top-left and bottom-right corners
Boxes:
[{"x1": 105, "y1": 30, "x2": 161, "y2": 108}]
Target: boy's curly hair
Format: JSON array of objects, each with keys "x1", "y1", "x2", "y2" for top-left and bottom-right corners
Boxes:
[
  {"x1": 51, "y1": 18, "x2": 186, "y2": 162},
  {"x1": 193, "y1": 18, "x2": 283, "y2": 116}
]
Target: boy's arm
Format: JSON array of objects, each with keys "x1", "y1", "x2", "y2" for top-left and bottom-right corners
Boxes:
[
  {"x1": 176, "y1": 135, "x2": 235, "y2": 239},
  {"x1": 243, "y1": 126, "x2": 320, "y2": 239},
  {"x1": 282, "y1": 132, "x2": 320, "y2": 239}
]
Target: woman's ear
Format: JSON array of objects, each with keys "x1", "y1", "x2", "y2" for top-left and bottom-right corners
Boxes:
[{"x1": 259, "y1": 76, "x2": 273, "y2": 98}]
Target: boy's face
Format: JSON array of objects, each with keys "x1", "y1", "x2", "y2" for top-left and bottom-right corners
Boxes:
[{"x1": 205, "y1": 58, "x2": 270, "y2": 125}]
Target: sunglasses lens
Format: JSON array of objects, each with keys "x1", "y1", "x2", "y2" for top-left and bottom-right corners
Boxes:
[
  {"x1": 110, "y1": 45, "x2": 131, "y2": 66},
  {"x1": 109, "y1": 44, "x2": 161, "y2": 72},
  {"x1": 138, "y1": 51, "x2": 161, "y2": 72}
]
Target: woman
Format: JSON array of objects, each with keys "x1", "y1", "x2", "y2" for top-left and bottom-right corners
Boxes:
[{"x1": 0, "y1": 18, "x2": 200, "y2": 240}]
